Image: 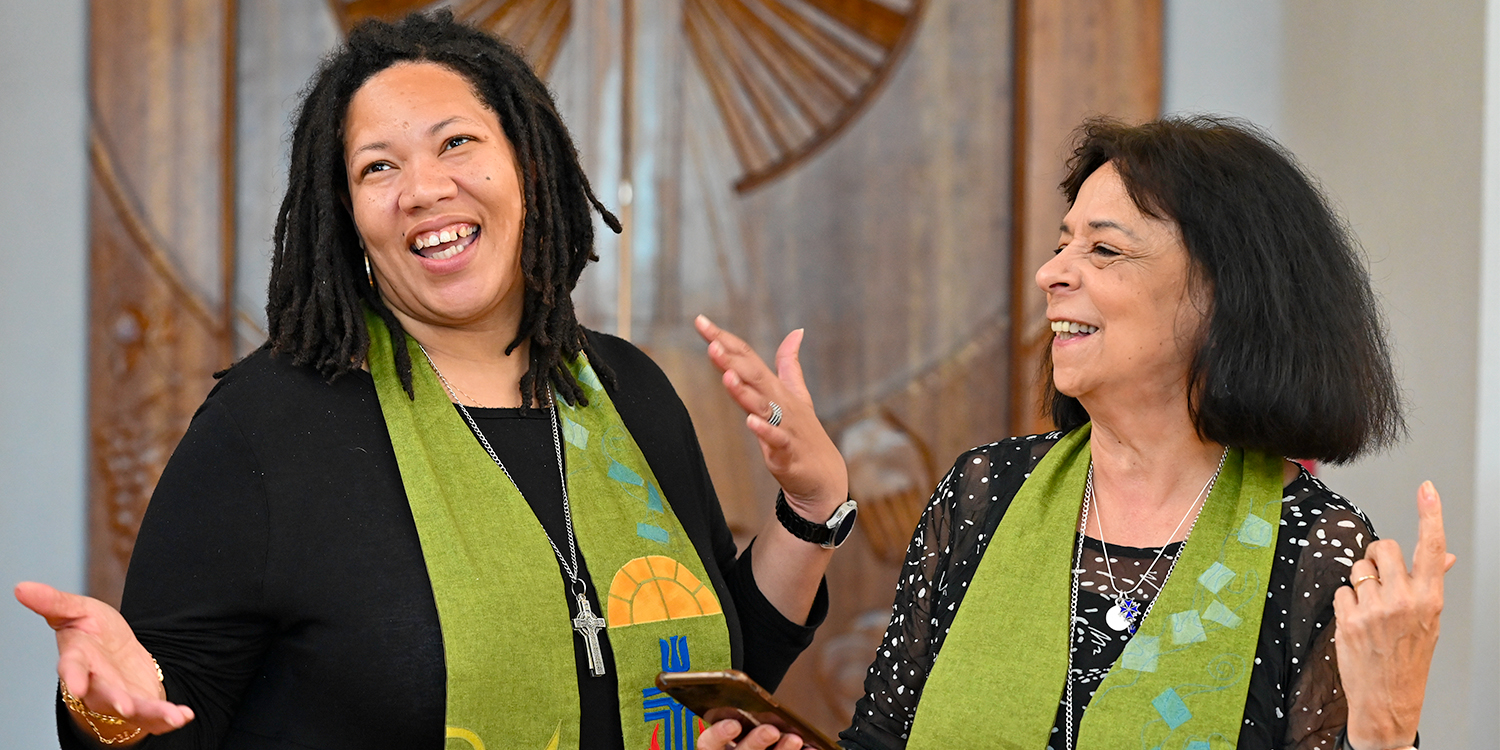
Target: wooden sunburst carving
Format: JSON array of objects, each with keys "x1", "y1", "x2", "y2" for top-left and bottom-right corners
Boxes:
[
  {"x1": 329, "y1": 0, "x2": 573, "y2": 77},
  {"x1": 683, "y1": 0, "x2": 925, "y2": 191},
  {"x1": 329, "y1": 0, "x2": 923, "y2": 192}
]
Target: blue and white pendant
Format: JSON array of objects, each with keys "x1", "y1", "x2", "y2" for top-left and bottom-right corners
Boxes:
[{"x1": 1106, "y1": 596, "x2": 1142, "y2": 634}]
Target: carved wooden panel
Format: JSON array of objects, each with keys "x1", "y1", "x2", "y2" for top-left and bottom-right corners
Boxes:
[
  {"x1": 1008, "y1": 0, "x2": 1163, "y2": 435},
  {"x1": 87, "y1": 0, "x2": 237, "y2": 607}
]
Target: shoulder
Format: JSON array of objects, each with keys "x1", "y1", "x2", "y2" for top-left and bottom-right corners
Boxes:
[
  {"x1": 929, "y1": 433, "x2": 1064, "y2": 522},
  {"x1": 1278, "y1": 468, "x2": 1376, "y2": 548},
  {"x1": 202, "y1": 345, "x2": 382, "y2": 437},
  {"x1": 583, "y1": 329, "x2": 687, "y2": 413},
  {"x1": 944, "y1": 432, "x2": 1064, "y2": 483},
  {"x1": 1271, "y1": 467, "x2": 1375, "y2": 597}
]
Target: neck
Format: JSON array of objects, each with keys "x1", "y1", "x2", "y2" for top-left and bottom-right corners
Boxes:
[
  {"x1": 398, "y1": 313, "x2": 533, "y2": 409},
  {"x1": 1082, "y1": 393, "x2": 1225, "y2": 547}
]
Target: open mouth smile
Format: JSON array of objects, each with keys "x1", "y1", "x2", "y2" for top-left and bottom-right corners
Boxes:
[
  {"x1": 1050, "y1": 319, "x2": 1099, "y2": 341},
  {"x1": 410, "y1": 222, "x2": 480, "y2": 261}
]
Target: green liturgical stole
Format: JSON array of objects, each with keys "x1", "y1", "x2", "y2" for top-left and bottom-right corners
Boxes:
[
  {"x1": 366, "y1": 311, "x2": 732, "y2": 750},
  {"x1": 907, "y1": 424, "x2": 1283, "y2": 750}
]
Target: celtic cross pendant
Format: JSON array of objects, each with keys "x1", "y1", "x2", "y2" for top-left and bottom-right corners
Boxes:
[{"x1": 572, "y1": 593, "x2": 608, "y2": 677}]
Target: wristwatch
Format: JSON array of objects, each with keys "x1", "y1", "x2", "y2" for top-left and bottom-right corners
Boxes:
[{"x1": 774, "y1": 490, "x2": 858, "y2": 549}]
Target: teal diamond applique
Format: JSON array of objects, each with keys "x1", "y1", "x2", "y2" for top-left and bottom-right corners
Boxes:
[
  {"x1": 561, "y1": 416, "x2": 589, "y2": 450},
  {"x1": 1198, "y1": 561, "x2": 1235, "y2": 593},
  {"x1": 1121, "y1": 635, "x2": 1159, "y2": 672},
  {"x1": 1171, "y1": 609, "x2": 1208, "y2": 645},
  {"x1": 608, "y1": 460, "x2": 644, "y2": 487},
  {"x1": 1152, "y1": 688, "x2": 1192, "y2": 729},
  {"x1": 1238, "y1": 512, "x2": 1274, "y2": 548},
  {"x1": 1204, "y1": 599, "x2": 1243, "y2": 629}
]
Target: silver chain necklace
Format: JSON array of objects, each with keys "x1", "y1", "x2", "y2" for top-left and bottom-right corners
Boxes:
[
  {"x1": 418, "y1": 343, "x2": 609, "y2": 677},
  {"x1": 1062, "y1": 447, "x2": 1228, "y2": 750}
]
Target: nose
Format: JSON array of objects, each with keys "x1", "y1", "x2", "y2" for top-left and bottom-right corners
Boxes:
[
  {"x1": 398, "y1": 156, "x2": 457, "y2": 213},
  {"x1": 1035, "y1": 245, "x2": 1078, "y2": 294}
]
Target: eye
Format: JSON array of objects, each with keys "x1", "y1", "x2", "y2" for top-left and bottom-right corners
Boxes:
[
  {"x1": 360, "y1": 161, "x2": 392, "y2": 177},
  {"x1": 443, "y1": 135, "x2": 474, "y2": 151},
  {"x1": 1092, "y1": 243, "x2": 1121, "y2": 257}
]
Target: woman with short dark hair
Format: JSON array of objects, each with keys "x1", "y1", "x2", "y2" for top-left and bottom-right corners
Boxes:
[
  {"x1": 17, "y1": 11, "x2": 851, "y2": 749},
  {"x1": 702, "y1": 117, "x2": 1450, "y2": 750}
]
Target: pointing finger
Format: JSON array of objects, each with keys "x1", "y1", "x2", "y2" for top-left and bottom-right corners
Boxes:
[{"x1": 1413, "y1": 480, "x2": 1449, "y2": 579}]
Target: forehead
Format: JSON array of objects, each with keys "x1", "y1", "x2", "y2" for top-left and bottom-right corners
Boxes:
[
  {"x1": 344, "y1": 62, "x2": 493, "y2": 149},
  {"x1": 1061, "y1": 163, "x2": 1179, "y2": 243}
]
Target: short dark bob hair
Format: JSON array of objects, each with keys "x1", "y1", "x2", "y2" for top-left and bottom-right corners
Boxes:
[
  {"x1": 265, "y1": 10, "x2": 619, "y2": 406},
  {"x1": 1045, "y1": 116, "x2": 1403, "y2": 464}
]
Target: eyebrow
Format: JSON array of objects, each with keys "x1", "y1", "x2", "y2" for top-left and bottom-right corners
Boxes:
[
  {"x1": 349, "y1": 116, "x2": 478, "y2": 159},
  {"x1": 1058, "y1": 219, "x2": 1141, "y2": 240}
]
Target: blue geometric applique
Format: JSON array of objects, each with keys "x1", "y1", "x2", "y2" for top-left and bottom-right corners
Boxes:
[
  {"x1": 1170, "y1": 609, "x2": 1208, "y2": 645},
  {"x1": 637, "y1": 523, "x2": 670, "y2": 544},
  {"x1": 1198, "y1": 561, "x2": 1235, "y2": 594},
  {"x1": 1152, "y1": 688, "x2": 1192, "y2": 729},
  {"x1": 576, "y1": 365, "x2": 603, "y2": 392},
  {"x1": 1238, "y1": 512, "x2": 1274, "y2": 548},
  {"x1": 646, "y1": 482, "x2": 665, "y2": 513},
  {"x1": 608, "y1": 459, "x2": 644, "y2": 487},
  {"x1": 1120, "y1": 635, "x2": 1159, "y2": 672},
  {"x1": 562, "y1": 416, "x2": 589, "y2": 450},
  {"x1": 644, "y1": 636, "x2": 695, "y2": 750},
  {"x1": 1187, "y1": 741, "x2": 1211, "y2": 750},
  {"x1": 1203, "y1": 599, "x2": 1243, "y2": 629}
]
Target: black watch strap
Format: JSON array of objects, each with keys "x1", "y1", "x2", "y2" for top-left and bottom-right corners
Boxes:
[{"x1": 774, "y1": 490, "x2": 857, "y2": 548}]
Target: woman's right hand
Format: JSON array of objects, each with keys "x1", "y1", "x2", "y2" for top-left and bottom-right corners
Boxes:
[
  {"x1": 696, "y1": 719, "x2": 807, "y2": 750},
  {"x1": 14, "y1": 581, "x2": 194, "y2": 739}
]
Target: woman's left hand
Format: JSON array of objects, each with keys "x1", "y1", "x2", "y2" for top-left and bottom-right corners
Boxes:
[
  {"x1": 1335, "y1": 480, "x2": 1456, "y2": 750},
  {"x1": 695, "y1": 315, "x2": 848, "y2": 515},
  {"x1": 695, "y1": 719, "x2": 806, "y2": 750}
]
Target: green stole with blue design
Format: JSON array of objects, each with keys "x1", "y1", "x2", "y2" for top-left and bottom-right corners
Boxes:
[
  {"x1": 906, "y1": 425, "x2": 1283, "y2": 750},
  {"x1": 366, "y1": 311, "x2": 732, "y2": 750}
]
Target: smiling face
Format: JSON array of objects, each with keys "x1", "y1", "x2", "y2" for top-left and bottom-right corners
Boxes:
[
  {"x1": 1037, "y1": 162, "x2": 1207, "y2": 413},
  {"x1": 344, "y1": 61, "x2": 526, "y2": 338}
]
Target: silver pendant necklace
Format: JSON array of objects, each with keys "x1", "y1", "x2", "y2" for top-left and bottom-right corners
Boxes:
[
  {"x1": 419, "y1": 344, "x2": 608, "y2": 677},
  {"x1": 1087, "y1": 448, "x2": 1227, "y2": 634},
  {"x1": 1062, "y1": 447, "x2": 1228, "y2": 750}
]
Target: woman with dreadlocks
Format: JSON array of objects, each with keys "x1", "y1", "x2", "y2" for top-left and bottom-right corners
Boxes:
[{"x1": 17, "y1": 11, "x2": 848, "y2": 750}]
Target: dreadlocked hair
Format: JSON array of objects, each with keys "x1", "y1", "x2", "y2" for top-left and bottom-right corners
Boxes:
[{"x1": 265, "y1": 9, "x2": 621, "y2": 405}]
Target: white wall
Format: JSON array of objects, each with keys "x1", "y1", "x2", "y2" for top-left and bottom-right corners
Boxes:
[
  {"x1": 1473, "y1": 0, "x2": 1500, "y2": 739},
  {"x1": 1169, "y1": 0, "x2": 1492, "y2": 746},
  {"x1": 0, "y1": 0, "x2": 91, "y2": 745},
  {"x1": 1164, "y1": 0, "x2": 1285, "y2": 135},
  {"x1": 1280, "y1": 4, "x2": 1484, "y2": 748}
]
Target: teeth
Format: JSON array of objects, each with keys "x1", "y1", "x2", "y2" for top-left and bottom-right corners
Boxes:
[
  {"x1": 1050, "y1": 320, "x2": 1098, "y2": 335},
  {"x1": 410, "y1": 224, "x2": 479, "y2": 251},
  {"x1": 430, "y1": 244, "x2": 462, "y2": 260}
]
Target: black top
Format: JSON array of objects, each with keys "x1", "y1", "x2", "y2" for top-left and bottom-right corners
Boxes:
[
  {"x1": 840, "y1": 434, "x2": 1373, "y2": 750},
  {"x1": 62, "y1": 331, "x2": 825, "y2": 750}
]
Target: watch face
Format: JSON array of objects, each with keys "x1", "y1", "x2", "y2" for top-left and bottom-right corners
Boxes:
[{"x1": 829, "y1": 503, "x2": 858, "y2": 546}]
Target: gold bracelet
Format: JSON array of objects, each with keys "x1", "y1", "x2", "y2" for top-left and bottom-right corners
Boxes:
[{"x1": 59, "y1": 657, "x2": 164, "y2": 746}]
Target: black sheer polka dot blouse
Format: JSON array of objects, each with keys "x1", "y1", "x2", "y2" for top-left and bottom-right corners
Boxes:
[{"x1": 838, "y1": 434, "x2": 1373, "y2": 750}]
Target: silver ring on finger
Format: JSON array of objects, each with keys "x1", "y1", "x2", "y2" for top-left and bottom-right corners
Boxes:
[{"x1": 766, "y1": 401, "x2": 783, "y2": 427}]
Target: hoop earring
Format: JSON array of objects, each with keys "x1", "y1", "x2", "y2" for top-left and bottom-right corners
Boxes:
[{"x1": 365, "y1": 254, "x2": 375, "y2": 288}]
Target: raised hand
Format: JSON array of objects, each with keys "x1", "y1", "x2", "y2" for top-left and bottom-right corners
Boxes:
[
  {"x1": 14, "y1": 582, "x2": 194, "y2": 742},
  {"x1": 695, "y1": 315, "x2": 848, "y2": 513},
  {"x1": 1333, "y1": 481, "x2": 1454, "y2": 750}
]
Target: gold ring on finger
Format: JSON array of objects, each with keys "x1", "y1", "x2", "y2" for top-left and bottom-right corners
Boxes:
[{"x1": 1353, "y1": 574, "x2": 1380, "y2": 587}]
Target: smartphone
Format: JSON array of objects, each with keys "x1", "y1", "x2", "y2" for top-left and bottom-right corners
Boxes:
[{"x1": 654, "y1": 669, "x2": 840, "y2": 750}]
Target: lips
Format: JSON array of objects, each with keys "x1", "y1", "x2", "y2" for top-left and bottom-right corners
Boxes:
[{"x1": 409, "y1": 222, "x2": 480, "y2": 260}]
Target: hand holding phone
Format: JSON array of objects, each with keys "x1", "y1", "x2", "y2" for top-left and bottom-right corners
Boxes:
[{"x1": 655, "y1": 670, "x2": 839, "y2": 750}]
